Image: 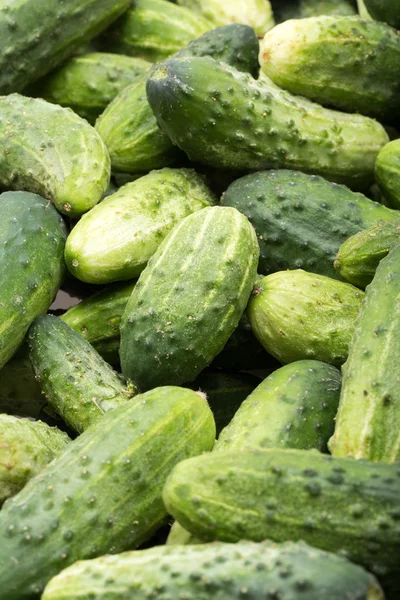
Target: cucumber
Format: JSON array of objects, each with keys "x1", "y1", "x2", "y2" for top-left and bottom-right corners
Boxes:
[
  {"x1": 41, "y1": 540, "x2": 383, "y2": 600},
  {"x1": 358, "y1": 0, "x2": 373, "y2": 18},
  {"x1": 120, "y1": 206, "x2": 259, "y2": 391},
  {"x1": 0, "y1": 415, "x2": 70, "y2": 506},
  {"x1": 31, "y1": 53, "x2": 151, "y2": 125},
  {"x1": 0, "y1": 192, "x2": 66, "y2": 370},
  {"x1": 334, "y1": 218, "x2": 400, "y2": 288},
  {"x1": 222, "y1": 169, "x2": 397, "y2": 279},
  {"x1": 275, "y1": 0, "x2": 356, "y2": 21},
  {"x1": 0, "y1": 94, "x2": 111, "y2": 218},
  {"x1": 364, "y1": 0, "x2": 400, "y2": 28},
  {"x1": 0, "y1": 0, "x2": 130, "y2": 95},
  {"x1": 146, "y1": 57, "x2": 389, "y2": 190},
  {"x1": 248, "y1": 270, "x2": 364, "y2": 366},
  {"x1": 163, "y1": 447, "x2": 400, "y2": 595},
  {"x1": 0, "y1": 354, "x2": 45, "y2": 418},
  {"x1": 101, "y1": 0, "x2": 212, "y2": 62},
  {"x1": 0, "y1": 386, "x2": 215, "y2": 599},
  {"x1": 29, "y1": 315, "x2": 136, "y2": 434},
  {"x1": 65, "y1": 168, "x2": 216, "y2": 285},
  {"x1": 375, "y1": 140, "x2": 400, "y2": 209},
  {"x1": 329, "y1": 244, "x2": 400, "y2": 463}
]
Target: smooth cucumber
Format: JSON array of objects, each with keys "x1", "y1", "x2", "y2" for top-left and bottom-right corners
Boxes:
[
  {"x1": 375, "y1": 139, "x2": 400, "y2": 209},
  {"x1": 364, "y1": 0, "x2": 400, "y2": 28}
]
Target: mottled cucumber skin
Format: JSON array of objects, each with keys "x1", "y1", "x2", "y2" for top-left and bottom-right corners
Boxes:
[
  {"x1": 0, "y1": 354, "x2": 45, "y2": 418},
  {"x1": 0, "y1": 386, "x2": 215, "y2": 599},
  {"x1": 65, "y1": 168, "x2": 216, "y2": 285},
  {"x1": 29, "y1": 315, "x2": 136, "y2": 434},
  {"x1": 364, "y1": 0, "x2": 400, "y2": 28},
  {"x1": 260, "y1": 16, "x2": 400, "y2": 120},
  {"x1": 222, "y1": 169, "x2": 397, "y2": 279},
  {"x1": 163, "y1": 448, "x2": 400, "y2": 594},
  {"x1": 41, "y1": 540, "x2": 383, "y2": 600},
  {"x1": 248, "y1": 270, "x2": 364, "y2": 366},
  {"x1": 177, "y1": 0, "x2": 275, "y2": 36},
  {"x1": 0, "y1": 95, "x2": 111, "y2": 218},
  {"x1": 334, "y1": 218, "x2": 400, "y2": 288},
  {"x1": 101, "y1": 0, "x2": 212, "y2": 62},
  {"x1": 275, "y1": 0, "x2": 356, "y2": 22},
  {"x1": 0, "y1": 415, "x2": 69, "y2": 506},
  {"x1": 147, "y1": 57, "x2": 389, "y2": 190},
  {"x1": 375, "y1": 140, "x2": 400, "y2": 209},
  {"x1": 0, "y1": 192, "x2": 66, "y2": 370},
  {"x1": 31, "y1": 53, "x2": 151, "y2": 125},
  {"x1": 120, "y1": 206, "x2": 259, "y2": 391}
]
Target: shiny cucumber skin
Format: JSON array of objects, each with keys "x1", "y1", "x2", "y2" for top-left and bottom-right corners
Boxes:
[
  {"x1": 260, "y1": 16, "x2": 400, "y2": 120},
  {"x1": 0, "y1": 386, "x2": 215, "y2": 599},
  {"x1": 147, "y1": 57, "x2": 389, "y2": 190},
  {"x1": 364, "y1": 0, "x2": 400, "y2": 28},
  {"x1": 65, "y1": 168, "x2": 216, "y2": 284},
  {"x1": 0, "y1": 95, "x2": 111, "y2": 218},
  {"x1": 375, "y1": 139, "x2": 400, "y2": 209},
  {"x1": 0, "y1": 192, "x2": 66, "y2": 370},
  {"x1": 329, "y1": 244, "x2": 400, "y2": 463},
  {"x1": 120, "y1": 206, "x2": 259, "y2": 391}
]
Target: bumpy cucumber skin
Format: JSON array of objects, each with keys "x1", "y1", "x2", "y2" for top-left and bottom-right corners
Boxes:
[
  {"x1": 248, "y1": 270, "x2": 364, "y2": 366},
  {"x1": 0, "y1": 95, "x2": 111, "y2": 218},
  {"x1": 222, "y1": 169, "x2": 397, "y2": 279},
  {"x1": 275, "y1": 0, "x2": 356, "y2": 22},
  {"x1": 147, "y1": 57, "x2": 389, "y2": 190},
  {"x1": 65, "y1": 169, "x2": 216, "y2": 285},
  {"x1": 330, "y1": 244, "x2": 400, "y2": 463},
  {"x1": 0, "y1": 415, "x2": 69, "y2": 506},
  {"x1": 375, "y1": 140, "x2": 400, "y2": 209},
  {"x1": 163, "y1": 448, "x2": 400, "y2": 594},
  {"x1": 334, "y1": 218, "x2": 400, "y2": 288},
  {"x1": 0, "y1": 192, "x2": 66, "y2": 370},
  {"x1": 32, "y1": 53, "x2": 151, "y2": 125},
  {"x1": 102, "y1": 0, "x2": 212, "y2": 61},
  {"x1": 0, "y1": 386, "x2": 215, "y2": 599},
  {"x1": 364, "y1": 0, "x2": 400, "y2": 28},
  {"x1": 260, "y1": 16, "x2": 400, "y2": 120},
  {"x1": 0, "y1": 0, "x2": 130, "y2": 95},
  {"x1": 120, "y1": 206, "x2": 259, "y2": 391},
  {"x1": 41, "y1": 540, "x2": 383, "y2": 600},
  {"x1": 177, "y1": 0, "x2": 275, "y2": 36},
  {"x1": 29, "y1": 316, "x2": 135, "y2": 434}
]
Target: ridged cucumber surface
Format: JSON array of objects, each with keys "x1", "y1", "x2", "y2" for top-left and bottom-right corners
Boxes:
[
  {"x1": 375, "y1": 139, "x2": 400, "y2": 209},
  {"x1": 364, "y1": 0, "x2": 400, "y2": 28}
]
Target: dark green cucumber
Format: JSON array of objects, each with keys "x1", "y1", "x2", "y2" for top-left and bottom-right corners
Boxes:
[
  {"x1": 358, "y1": 0, "x2": 373, "y2": 18},
  {"x1": 364, "y1": 0, "x2": 400, "y2": 28},
  {"x1": 0, "y1": 354, "x2": 45, "y2": 418},
  {"x1": 41, "y1": 540, "x2": 383, "y2": 600},
  {"x1": 0, "y1": 95, "x2": 111, "y2": 218},
  {"x1": 29, "y1": 315, "x2": 136, "y2": 434},
  {"x1": 375, "y1": 140, "x2": 400, "y2": 210},
  {"x1": 147, "y1": 57, "x2": 389, "y2": 190},
  {"x1": 0, "y1": 192, "x2": 66, "y2": 369},
  {"x1": 334, "y1": 218, "x2": 400, "y2": 288},
  {"x1": 120, "y1": 206, "x2": 259, "y2": 391},
  {"x1": 163, "y1": 448, "x2": 400, "y2": 594},
  {"x1": 275, "y1": 0, "x2": 356, "y2": 22},
  {"x1": 0, "y1": 386, "x2": 215, "y2": 599},
  {"x1": 0, "y1": 415, "x2": 70, "y2": 506},
  {"x1": 222, "y1": 169, "x2": 397, "y2": 279}
]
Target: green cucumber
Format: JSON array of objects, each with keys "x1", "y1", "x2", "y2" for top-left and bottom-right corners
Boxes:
[
  {"x1": 222, "y1": 169, "x2": 397, "y2": 279},
  {"x1": 146, "y1": 57, "x2": 389, "y2": 190},
  {"x1": 248, "y1": 270, "x2": 364, "y2": 366},
  {"x1": 120, "y1": 206, "x2": 259, "y2": 391},
  {"x1": 364, "y1": 0, "x2": 400, "y2": 28},
  {"x1": 0, "y1": 415, "x2": 70, "y2": 506},
  {"x1": 41, "y1": 540, "x2": 383, "y2": 600},
  {"x1": 358, "y1": 0, "x2": 373, "y2": 18},
  {"x1": 329, "y1": 244, "x2": 400, "y2": 463},
  {"x1": 334, "y1": 218, "x2": 400, "y2": 288},
  {"x1": 65, "y1": 168, "x2": 216, "y2": 284},
  {"x1": 163, "y1": 448, "x2": 400, "y2": 595},
  {"x1": 0, "y1": 94, "x2": 111, "y2": 218},
  {"x1": 0, "y1": 192, "x2": 66, "y2": 370},
  {"x1": 375, "y1": 140, "x2": 400, "y2": 209},
  {"x1": 0, "y1": 354, "x2": 45, "y2": 418},
  {"x1": 275, "y1": 0, "x2": 356, "y2": 21},
  {"x1": 0, "y1": 386, "x2": 215, "y2": 599}
]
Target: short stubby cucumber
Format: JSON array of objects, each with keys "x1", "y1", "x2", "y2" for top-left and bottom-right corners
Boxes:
[
  {"x1": 275, "y1": 0, "x2": 356, "y2": 21},
  {"x1": 41, "y1": 540, "x2": 383, "y2": 600},
  {"x1": 147, "y1": 57, "x2": 389, "y2": 190},
  {"x1": 248, "y1": 270, "x2": 364, "y2": 366},
  {"x1": 0, "y1": 192, "x2": 66, "y2": 369},
  {"x1": 259, "y1": 16, "x2": 400, "y2": 120},
  {"x1": 0, "y1": 415, "x2": 69, "y2": 506},
  {"x1": 65, "y1": 169, "x2": 216, "y2": 284},
  {"x1": 329, "y1": 244, "x2": 400, "y2": 463},
  {"x1": 0, "y1": 95, "x2": 111, "y2": 218},
  {"x1": 120, "y1": 206, "x2": 259, "y2": 391},
  {"x1": 0, "y1": 353, "x2": 45, "y2": 418},
  {"x1": 334, "y1": 218, "x2": 400, "y2": 288},
  {"x1": 222, "y1": 169, "x2": 397, "y2": 279},
  {"x1": 0, "y1": 386, "x2": 215, "y2": 599},
  {"x1": 375, "y1": 140, "x2": 400, "y2": 209},
  {"x1": 29, "y1": 315, "x2": 136, "y2": 434},
  {"x1": 364, "y1": 0, "x2": 400, "y2": 28}
]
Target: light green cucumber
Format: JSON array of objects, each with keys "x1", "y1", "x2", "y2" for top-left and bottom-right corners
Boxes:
[{"x1": 375, "y1": 139, "x2": 400, "y2": 209}]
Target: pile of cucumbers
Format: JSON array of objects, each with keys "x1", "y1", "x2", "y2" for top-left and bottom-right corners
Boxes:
[{"x1": 0, "y1": 0, "x2": 400, "y2": 598}]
